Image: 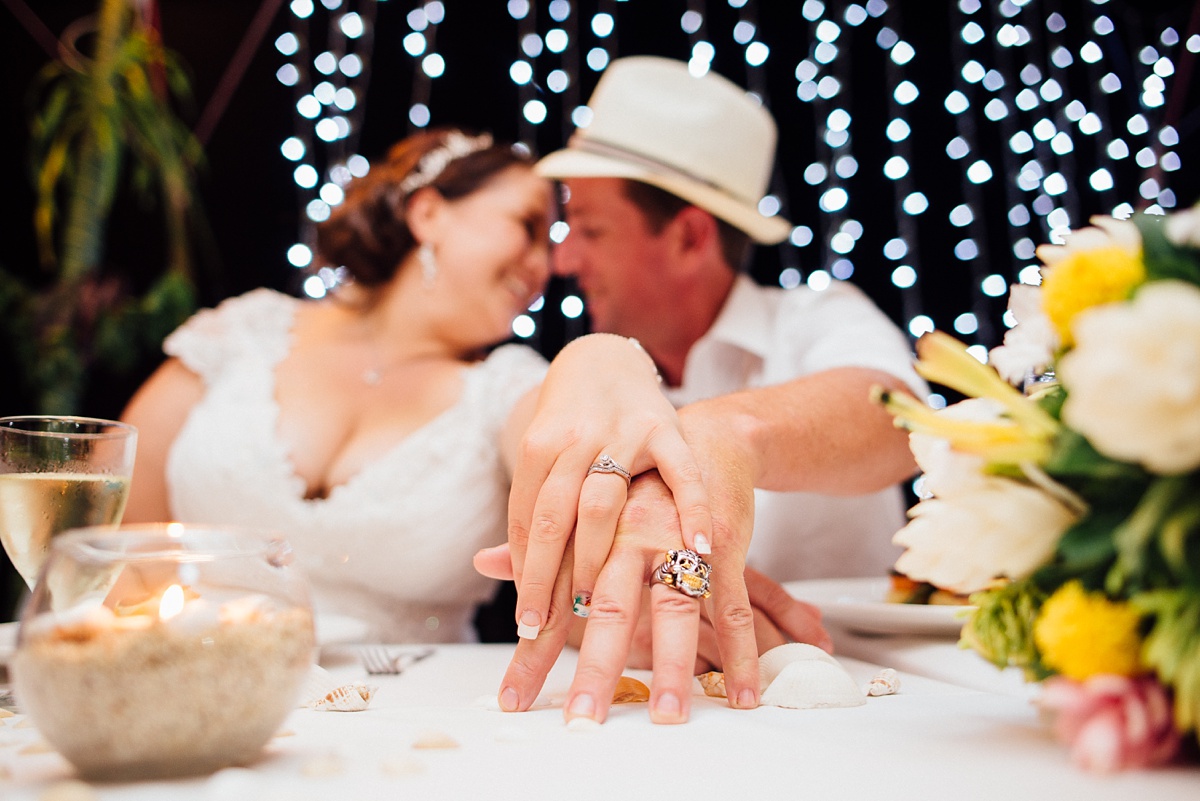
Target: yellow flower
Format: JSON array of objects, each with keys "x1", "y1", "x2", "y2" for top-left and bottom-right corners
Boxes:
[
  {"x1": 1034, "y1": 581, "x2": 1145, "y2": 680},
  {"x1": 1037, "y1": 216, "x2": 1144, "y2": 347}
]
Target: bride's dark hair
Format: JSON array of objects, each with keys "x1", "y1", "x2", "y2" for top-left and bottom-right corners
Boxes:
[{"x1": 316, "y1": 128, "x2": 532, "y2": 287}]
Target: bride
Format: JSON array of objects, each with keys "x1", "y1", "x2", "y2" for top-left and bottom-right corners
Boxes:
[{"x1": 120, "y1": 128, "x2": 670, "y2": 643}]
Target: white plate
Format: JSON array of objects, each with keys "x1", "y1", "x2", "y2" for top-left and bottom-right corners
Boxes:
[{"x1": 784, "y1": 577, "x2": 974, "y2": 637}]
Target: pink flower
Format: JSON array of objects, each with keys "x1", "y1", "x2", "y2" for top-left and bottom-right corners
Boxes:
[{"x1": 1038, "y1": 675, "x2": 1182, "y2": 772}]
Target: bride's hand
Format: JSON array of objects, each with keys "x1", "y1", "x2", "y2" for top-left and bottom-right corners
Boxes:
[{"x1": 506, "y1": 333, "x2": 712, "y2": 640}]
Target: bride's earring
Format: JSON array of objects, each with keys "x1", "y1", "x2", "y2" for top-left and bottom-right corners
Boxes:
[{"x1": 418, "y1": 243, "x2": 438, "y2": 287}]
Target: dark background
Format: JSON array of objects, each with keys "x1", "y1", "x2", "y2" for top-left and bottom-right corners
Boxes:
[{"x1": 1, "y1": 0, "x2": 1197, "y2": 623}]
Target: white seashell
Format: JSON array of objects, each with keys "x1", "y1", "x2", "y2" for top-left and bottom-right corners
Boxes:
[
  {"x1": 867, "y1": 668, "x2": 900, "y2": 696},
  {"x1": 307, "y1": 683, "x2": 376, "y2": 712},
  {"x1": 760, "y1": 660, "x2": 867, "y2": 709},
  {"x1": 757, "y1": 642, "x2": 839, "y2": 690},
  {"x1": 757, "y1": 643, "x2": 866, "y2": 710},
  {"x1": 696, "y1": 671, "x2": 727, "y2": 698},
  {"x1": 381, "y1": 756, "x2": 426, "y2": 776},
  {"x1": 301, "y1": 663, "x2": 376, "y2": 711},
  {"x1": 301, "y1": 753, "x2": 345, "y2": 777}
]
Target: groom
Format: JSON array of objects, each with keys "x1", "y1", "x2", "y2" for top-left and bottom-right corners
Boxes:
[{"x1": 494, "y1": 56, "x2": 925, "y2": 724}]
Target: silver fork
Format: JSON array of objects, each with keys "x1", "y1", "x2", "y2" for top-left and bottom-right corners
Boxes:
[{"x1": 359, "y1": 646, "x2": 434, "y2": 675}]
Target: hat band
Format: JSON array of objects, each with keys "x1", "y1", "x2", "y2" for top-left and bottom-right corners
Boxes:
[{"x1": 568, "y1": 135, "x2": 755, "y2": 205}]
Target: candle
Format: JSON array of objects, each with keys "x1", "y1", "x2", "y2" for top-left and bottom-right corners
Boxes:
[{"x1": 10, "y1": 526, "x2": 315, "y2": 781}]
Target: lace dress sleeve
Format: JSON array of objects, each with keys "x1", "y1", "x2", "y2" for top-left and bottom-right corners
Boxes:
[
  {"x1": 469, "y1": 344, "x2": 549, "y2": 432},
  {"x1": 163, "y1": 289, "x2": 297, "y2": 382}
]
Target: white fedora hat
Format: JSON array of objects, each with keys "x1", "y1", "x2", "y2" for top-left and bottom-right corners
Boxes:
[{"x1": 537, "y1": 56, "x2": 791, "y2": 245}]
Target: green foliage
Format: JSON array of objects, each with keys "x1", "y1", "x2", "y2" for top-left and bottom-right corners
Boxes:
[
  {"x1": 1136, "y1": 213, "x2": 1200, "y2": 287},
  {"x1": 1135, "y1": 590, "x2": 1200, "y2": 738},
  {"x1": 3, "y1": 0, "x2": 202, "y2": 413},
  {"x1": 962, "y1": 579, "x2": 1051, "y2": 680}
]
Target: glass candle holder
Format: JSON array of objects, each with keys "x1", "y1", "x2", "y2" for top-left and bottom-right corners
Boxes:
[{"x1": 10, "y1": 524, "x2": 315, "y2": 781}]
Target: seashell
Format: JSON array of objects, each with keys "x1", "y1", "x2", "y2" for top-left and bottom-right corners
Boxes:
[
  {"x1": 381, "y1": 755, "x2": 426, "y2": 776},
  {"x1": 19, "y1": 740, "x2": 54, "y2": 755},
  {"x1": 867, "y1": 668, "x2": 900, "y2": 697},
  {"x1": 696, "y1": 671, "x2": 727, "y2": 698},
  {"x1": 301, "y1": 753, "x2": 345, "y2": 777},
  {"x1": 14, "y1": 717, "x2": 36, "y2": 729},
  {"x1": 757, "y1": 643, "x2": 866, "y2": 710},
  {"x1": 611, "y1": 675, "x2": 650, "y2": 704},
  {"x1": 301, "y1": 663, "x2": 376, "y2": 711},
  {"x1": 0, "y1": 708, "x2": 14, "y2": 718},
  {"x1": 412, "y1": 731, "x2": 459, "y2": 749},
  {"x1": 757, "y1": 643, "x2": 839, "y2": 689},
  {"x1": 307, "y1": 683, "x2": 376, "y2": 712}
]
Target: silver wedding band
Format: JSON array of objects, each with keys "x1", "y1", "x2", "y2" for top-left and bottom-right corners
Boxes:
[{"x1": 587, "y1": 453, "x2": 632, "y2": 485}]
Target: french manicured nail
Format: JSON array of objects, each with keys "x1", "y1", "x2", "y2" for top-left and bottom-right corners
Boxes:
[
  {"x1": 567, "y1": 693, "x2": 596, "y2": 720},
  {"x1": 736, "y1": 688, "x2": 757, "y2": 709},
  {"x1": 499, "y1": 686, "x2": 520, "y2": 712},
  {"x1": 693, "y1": 533, "x2": 711, "y2": 555},
  {"x1": 516, "y1": 610, "x2": 541, "y2": 640},
  {"x1": 572, "y1": 592, "x2": 592, "y2": 618},
  {"x1": 652, "y1": 692, "x2": 683, "y2": 723}
]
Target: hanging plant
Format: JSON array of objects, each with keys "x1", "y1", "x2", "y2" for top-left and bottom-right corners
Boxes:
[{"x1": 2, "y1": 0, "x2": 202, "y2": 413}]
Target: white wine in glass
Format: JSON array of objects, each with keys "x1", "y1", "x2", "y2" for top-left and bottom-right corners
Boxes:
[{"x1": 0, "y1": 416, "x2": 137, "y2": 588}]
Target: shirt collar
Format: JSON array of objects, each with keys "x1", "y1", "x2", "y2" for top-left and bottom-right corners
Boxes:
[{"x1": 700, "y1": 273, "x2": 774, "y2": 360}]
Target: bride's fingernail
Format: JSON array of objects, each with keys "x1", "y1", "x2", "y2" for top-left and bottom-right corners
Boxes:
[
  {"x1": 651, "y1": 692, "x2": 683, "y2": 724},
  {"x1": 693, "y1": 533, "x2": 712, "y2": 555},
  {"x1": 499, "y1": 686, "x2": 520, "y2": 712},
  {"x1": 572, "y1": 592, "x2": 592, "y2": 618},
  {"x1": 566, "y1": 693, "x2": 596, "y2": 720},
  {"x1": 516, "y1": 610, "x2": 541, "y2": 640}
]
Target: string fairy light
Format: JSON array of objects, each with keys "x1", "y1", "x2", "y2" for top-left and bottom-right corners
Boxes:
[{"x1": 269, "y1": 0, "x2": 1189, "y2": 355}]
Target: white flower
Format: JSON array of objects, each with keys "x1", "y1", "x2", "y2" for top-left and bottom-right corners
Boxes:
[
  {"x1": 1058, "y1": 280, "x2": 1200, "y2": 475},
  {"x1": 988, "y1": 283, "x2": 1059, "y2": 386},
  {"x1": 893, "y1": 477, "x2": 1080, "y2": 594},
  {"x1": 908, "y1": 399, "x2": 997, "y2": 497},
  {"x1": 1036, "y1": 215, "x2": 1141, "y2": 268},
  {"x1": 1164, "y1": 206, "x2": 1200, "y2": 249}
]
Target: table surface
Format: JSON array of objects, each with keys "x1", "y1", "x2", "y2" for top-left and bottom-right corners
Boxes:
[{"x1": 2, "y1": 626, "x2": 1197, "y2": 800}]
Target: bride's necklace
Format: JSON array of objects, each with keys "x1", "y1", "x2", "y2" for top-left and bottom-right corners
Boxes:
[
  {"x1": 361, "y1": 364, "x2": 385, "y2": 387},
  {"x1": 359, "y1": 338, "x2": 445, "y2": 387}
]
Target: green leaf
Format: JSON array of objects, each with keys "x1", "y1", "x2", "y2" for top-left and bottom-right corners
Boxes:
[
  {"x1": 1136, "y1": 213, "x2": 1200, "y2": 287},
  {"x1": 1135, "y1": 589, "x2": 1200, "y2": 737},
  {"x1": 962, "y1": 580, "x2": 1051, "y2": 680}
]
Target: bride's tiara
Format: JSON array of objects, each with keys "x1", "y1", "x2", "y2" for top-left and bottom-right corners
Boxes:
[{"x1": 400, "y1": 131, "x2": 495, "y2": 193}]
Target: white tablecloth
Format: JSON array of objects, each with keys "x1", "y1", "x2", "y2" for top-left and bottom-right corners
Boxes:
[{"x1": 2, "y1": 641, "x2": 1197, "y2": 800}]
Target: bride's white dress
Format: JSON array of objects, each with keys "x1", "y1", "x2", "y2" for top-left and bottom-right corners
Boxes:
[{"x1": 162, "y1": 289, "x2": 547, "y2": 643}]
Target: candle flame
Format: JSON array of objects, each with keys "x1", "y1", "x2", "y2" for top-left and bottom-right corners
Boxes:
[{"x1": 159, "y1": 584, "x2": 185, "y2": 621}]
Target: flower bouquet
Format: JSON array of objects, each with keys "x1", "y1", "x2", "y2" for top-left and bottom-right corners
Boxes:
[{"x1": 878, "y1": 206, "x2": 1200, "y2": 773}]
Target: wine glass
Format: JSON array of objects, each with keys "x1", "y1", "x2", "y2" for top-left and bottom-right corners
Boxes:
[{"x1": 0, "y1": 416, "x2": 137, "y2": 589}]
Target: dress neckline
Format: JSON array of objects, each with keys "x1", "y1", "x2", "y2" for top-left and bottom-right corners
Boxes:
[{"x1": 268, "y1": 298, "x2": 478, "y2": 505}]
